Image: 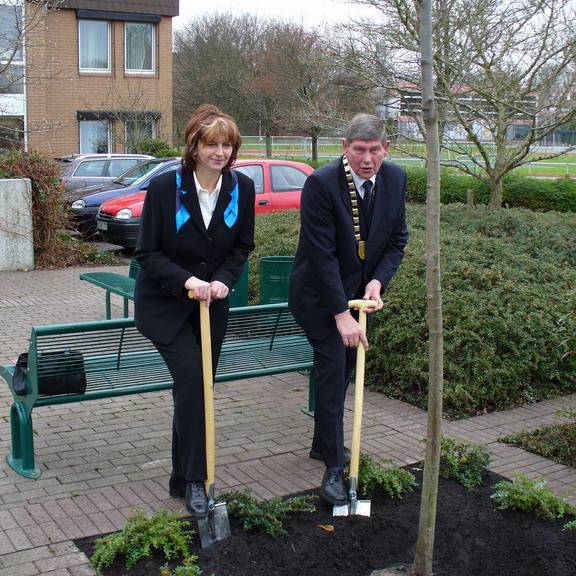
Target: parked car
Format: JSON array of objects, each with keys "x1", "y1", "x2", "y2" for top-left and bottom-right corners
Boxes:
[
  {"x1": 58, "y1": 153, "x2": 154, "y2": 196},
  {"x1": 70, "y1": 158, "x2": 181, "y2": 237},
  {"x1": 96, "y1": 158, "x2": 314, "y2": 248}
]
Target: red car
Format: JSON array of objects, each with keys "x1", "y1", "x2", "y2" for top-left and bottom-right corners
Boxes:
[{"x1": 96, "y1": 158, "x2": 314, "y2": 248}]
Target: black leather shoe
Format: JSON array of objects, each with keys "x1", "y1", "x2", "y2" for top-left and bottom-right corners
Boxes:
[
  {"x1": 309, "y1": 446, "x2": 351, "y2": 464},
  {"x1": 320, "y1": 468, "x2": 348, "y2": 506},
  {"x1": 186, "y1": 482, "x2": 208, "y2": 518}
]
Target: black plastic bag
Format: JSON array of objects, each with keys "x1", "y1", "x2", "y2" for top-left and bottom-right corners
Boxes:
[{"x1": 13, "y1": 350, "x2": 87, "y2": 396}]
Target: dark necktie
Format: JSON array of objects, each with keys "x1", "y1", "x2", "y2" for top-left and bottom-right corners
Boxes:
[{"x1": 362, "y1": 180, "x2": 373, "y2": 213}]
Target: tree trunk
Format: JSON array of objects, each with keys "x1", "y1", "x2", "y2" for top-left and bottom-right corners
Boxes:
[
  {"x1": 311, "y1": 133, "x2": 319, "y2": 161},
  {"x1": 411, "y1": 1, "x2": 444, "y2": 575},
  {"x1": 489, "y1": 177, "x2": 503, "y2": 209},
  {"x1": 265, "y1": 132, "x2": 273, "y2": 158}
]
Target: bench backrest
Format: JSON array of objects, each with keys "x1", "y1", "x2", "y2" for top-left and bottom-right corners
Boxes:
[{"x1": 19, "y1": 303, "x2": 311, "y2": 402}]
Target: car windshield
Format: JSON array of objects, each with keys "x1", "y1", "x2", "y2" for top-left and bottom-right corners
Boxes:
[
  {"x1": 112, "y1": 160, "x2": 164, "y2": 186},
  {"x1": 127, "y1": 160, "x2": 179, "y2": 188}
]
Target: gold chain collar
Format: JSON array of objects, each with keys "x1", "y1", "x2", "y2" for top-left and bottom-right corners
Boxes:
[{"x1": 342, "y1": 155, "x2": 368, "y2": 261}]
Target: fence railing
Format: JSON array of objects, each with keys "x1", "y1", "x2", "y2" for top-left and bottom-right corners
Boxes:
[{"x1": 239, "y1": 136, "x2": 576, "y2": 177}]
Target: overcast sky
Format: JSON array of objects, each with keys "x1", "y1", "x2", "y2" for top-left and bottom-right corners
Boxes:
[{"x1": 174, "y1": 0, "x2": 380, "y2": 30}]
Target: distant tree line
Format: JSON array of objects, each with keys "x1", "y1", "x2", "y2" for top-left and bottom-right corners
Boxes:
[{"x1": 173, "y1": 14, "x2": 373, "y2": 159}]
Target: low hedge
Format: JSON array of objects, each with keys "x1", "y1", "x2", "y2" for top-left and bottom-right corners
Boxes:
[
  {"x1": 274, "y1": 160, "x2": 576, "y2": 212},
  {"x1": 405, "y1": 168, "x2": 576, "y2": 212},
  {"x1": 251, "y1": 204, "x2": 576, "y2": 418}
]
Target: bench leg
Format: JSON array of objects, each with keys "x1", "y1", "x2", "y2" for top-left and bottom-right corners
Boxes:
[
  {"x1": 6, "y1": 403, "x2": 41, "y2": 479},
  {"x1": 105, "y1": 290, "x2": 112, "y2": 320},
  {"x1": 123, "y1": 297, "x2": 129, "y2": 318},
  {"x1": 301, "y1": 369, "x2": 315, "y2": 417}
]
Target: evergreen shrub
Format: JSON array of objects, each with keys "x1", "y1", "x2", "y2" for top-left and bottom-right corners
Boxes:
[{"x1": 252, "y1": 204, "x2": 576, "y2": 417}]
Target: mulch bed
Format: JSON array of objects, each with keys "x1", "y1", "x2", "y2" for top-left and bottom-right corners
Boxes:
[{"x1": 75, "y1": 468, "x2": 576, "y2": 576}]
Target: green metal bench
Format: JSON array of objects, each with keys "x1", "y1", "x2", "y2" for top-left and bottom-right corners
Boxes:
[
  {"x1": 79, "y1": 259, "x2": 140, "y2": 319},
  {"x1": 0, "y1": 303, "x2": 313, "y2": 479},
  {"x1": 80, "y1": 259, "x2": 249, "y2": 318}
]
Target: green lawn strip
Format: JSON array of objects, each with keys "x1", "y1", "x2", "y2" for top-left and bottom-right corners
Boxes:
[{"x1": 499, "y1": 423, "x2": 576, "y2": 469}]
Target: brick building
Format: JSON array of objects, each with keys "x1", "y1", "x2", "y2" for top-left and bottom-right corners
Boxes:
[{"x1": 0, "y1": 0, "x2": 178, "y2": 156}]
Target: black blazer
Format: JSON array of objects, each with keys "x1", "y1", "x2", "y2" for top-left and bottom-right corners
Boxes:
[
  {"x1": 134, "y1": 166, "x2": 255, "y2": 344},
  {"x1": 289, "y1": 157, "x2": 408, "y2": 329}
]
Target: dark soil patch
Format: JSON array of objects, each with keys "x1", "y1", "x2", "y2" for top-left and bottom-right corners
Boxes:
[{"x1": 75, "y1": 468, "x2": 576, "y2": 576}]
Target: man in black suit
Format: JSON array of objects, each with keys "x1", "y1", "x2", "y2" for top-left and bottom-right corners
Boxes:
[{"x1": 289, "y1": 113, "x2": 409, "y2": 505}]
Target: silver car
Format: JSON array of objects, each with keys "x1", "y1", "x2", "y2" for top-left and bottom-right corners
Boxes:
[{"x1": 58, "y1": 153, "x2": 154, "y2": 196}]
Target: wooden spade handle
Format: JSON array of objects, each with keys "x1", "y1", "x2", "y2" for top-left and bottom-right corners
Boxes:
[
  {"x1": 188, "y1": 292, "x2": 216, "y2": 489},
  {"x1": 347, "y1": 299, "x2": 377, "y2": 482}
]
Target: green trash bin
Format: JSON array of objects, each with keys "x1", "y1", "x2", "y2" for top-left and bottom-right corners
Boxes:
[
  {"x1": 259, "y1": 256, "x2": 294, "y2": 304},
  {"x1": 229, "y1": 261, "x2": 248, "y2": 308}
]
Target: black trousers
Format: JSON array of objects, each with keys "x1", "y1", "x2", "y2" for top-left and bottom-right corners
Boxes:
[
  {"x1": 152, "y1": 299, "x2": 228, "y2": 485},
  {"x1": 308, "y1": 315, "x2": 358, "y2": 469}
]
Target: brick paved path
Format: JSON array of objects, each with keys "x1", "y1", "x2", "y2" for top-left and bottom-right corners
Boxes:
[{"x1": 0, "y1": 265, "x2": 574, "y2": 575}]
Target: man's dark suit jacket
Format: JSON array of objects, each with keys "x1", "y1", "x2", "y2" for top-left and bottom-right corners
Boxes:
[
  {"x1": 134, "y1": 167, "x2": 255, "y2": 344},
  {"x1": 289, "y1": 157, "x2": 408, "y2": 335}
]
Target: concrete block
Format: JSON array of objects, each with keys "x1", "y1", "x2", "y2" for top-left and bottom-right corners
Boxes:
[{"x1": 0, "y1": 179, "x2": 34, "y2": 271}]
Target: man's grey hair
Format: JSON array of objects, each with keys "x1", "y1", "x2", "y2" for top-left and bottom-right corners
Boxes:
[{"x1": 344, "y1": 113, "x2": 387, "y2": 143}]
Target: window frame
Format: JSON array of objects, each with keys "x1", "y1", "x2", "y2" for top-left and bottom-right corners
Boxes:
[
  {"x1": 78, "y1": 19, "x2": 111, "y2": 74},
  {"x1": 124, "y1": 21, "x2": 155, "y2": 75}
]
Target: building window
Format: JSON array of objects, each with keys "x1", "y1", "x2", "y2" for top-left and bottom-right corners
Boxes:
[
  {"x1": 80, "y1": 120, "x2": 110, "y2": 153},
  {"x1": 125, "y1": 22, "x2": 154, "y2": 73},
  {"x1": 125, "y1": 118, "x2": 156, "y2": 152},
  {"x1": 0, "y1": 3, "x2": 23, "y2": 94},
  {"x1": 79, "y1": 20, "x2": 110, "y2": 72},
  {"x1": 0, "y1": 117, "x2": 23, "y2": 150}
]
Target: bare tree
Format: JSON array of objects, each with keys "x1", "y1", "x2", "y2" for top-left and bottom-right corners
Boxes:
[
  {"x1": 173, "y1": 14, "x2": 262, "y2": 138},
  {"x1": 346, "y1": 0, "x2": 576, "y2": 208},
  {"x1": 173, "y1": 13, "x2": 371, "y2": 157},
  {"x1": 411, "y1": 0, "x2": 443, "y2": 574},
  {"x1": 261, "y1": 23, "x2": 373, "y2": 159}
]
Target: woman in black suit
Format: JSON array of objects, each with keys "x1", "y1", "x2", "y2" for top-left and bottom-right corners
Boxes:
[{"x1": 133, "y1": 105, "x2": 255, "y2": 518}]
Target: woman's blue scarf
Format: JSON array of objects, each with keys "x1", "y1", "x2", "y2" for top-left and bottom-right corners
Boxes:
[{"x1": 175, "y1": 169, "x2": 239, "y2": 233}]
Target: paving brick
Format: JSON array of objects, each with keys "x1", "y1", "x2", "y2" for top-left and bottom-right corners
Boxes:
[
  {"x1": 5, "y1": 527, "x2": 32, "y2": 551},
  {"x1": 0, "y1": 562, "x2": 39, "y2": 576},
  {"x1": 0, "y1": 531, "x2": 16, "y2": 555},
  {"x1": 35, "y1": 552, "x2": 88, "y2": 573}
]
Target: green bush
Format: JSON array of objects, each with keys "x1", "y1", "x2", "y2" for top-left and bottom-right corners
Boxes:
[
  {"x1": 160, "y1": 556, "x2": 202, "y2": 576},
  {"x1": 220, "y1": 489, "x2": 316, "y2": 537},
  {"x1": 90, "y1": 510, "x2": 193, "y2": 572},
  {"x1": 252, "y1": 204, "x2": 576, "y2": 417},
  {"x1": 405, "y1": 167, "x2": 576, "y2": 212},
  {"x1": 500, "y1": 423, "x2": 576, "y2": 468},
  {"x1": 370, "y1": 204, "x2": 576, "y2": 417},
  {"x1": 135, "y1": 138, "x2": 181, "y2": 158},
  {"x1": 440, "y1": 438, "x2": 491, "y2": 489},
  {"x1": 491, "y1": 475, "x2": 575, "y2": 521},
  {"x1": 356, "y1": 453, "x2": 417, "y2": 497},
  {"x1": 0, "y1": 150, "x2": 116, "y2": 268}
]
